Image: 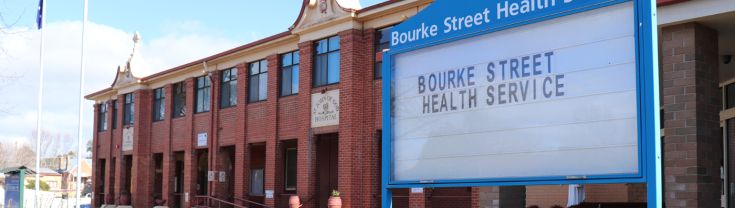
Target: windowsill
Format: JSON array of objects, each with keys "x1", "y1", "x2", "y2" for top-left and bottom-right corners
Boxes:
[
  {"x1": 152, "y1": 119, "x2": 164, "y2": 123},
  {"x1": 313, "y1": 82, "x2": 340, "y2": 88},
  {"x1": 172, "y1": 115, "x2": 186, "y2": 120},
  {"x1": 279, "y1": 93, "x2": 298, "y2": 98},
  {"x1": 194, "y1": 110, "x2": 211, "y2": 114},
  {"x1": 248, "y1": 99, "x2": 267, "y2": 104},
  {"x1": 219, "y1": 105, "x2": 237, "y2": 109}
]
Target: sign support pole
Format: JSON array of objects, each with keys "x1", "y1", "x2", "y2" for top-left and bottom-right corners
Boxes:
[{"x1": 645, "y1": 0, "x2": 662, "y2": 207}]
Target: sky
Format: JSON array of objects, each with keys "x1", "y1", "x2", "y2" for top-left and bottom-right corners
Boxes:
[{"x1": 0, "y1": 0, "x2": 385, "y2": 158}]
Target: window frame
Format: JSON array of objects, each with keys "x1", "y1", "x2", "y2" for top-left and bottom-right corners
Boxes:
[
  {"x1": 123, "y1": 93, "x2": 134, "y2": 125},
  {"x1": 248, "y1": 59, "x2": 269, "y2": 103},
  {"x1": 313, "y1": 36, "x2": 340, "y2": 87},
  {"x1": 111, "y1": 100, "x2": 118, "y2": 129},
  {"x1": 280, "y1": 51, "x2": 300, "y2": 97},
  {"x1": 249, "y1": 168, "x2": 265, "y2": 196},
  {"x1": 153, "y1": 88, "x2": 165, "y2": 122},
  {"x1": 172, "y1": 82, "x2": 186, "y2": 118},
  {"x1": 374, "y1": 26, "x2": 394, "y2": 79},
  {"x1": 220, "y1": 68, "x2": 238, "y2": 108},
  {"x1": 195, "y1": 76, "x2": 211, "y2": 113},
  {"x1": 284, "y1": 147, "x2": 297, "y2": 191},
  {"x1": 726, "y1": 83, "x2": 735, "y2": 109},
  {"x1": 97, "y1": 102, "x2": 108, "y2": 132}
]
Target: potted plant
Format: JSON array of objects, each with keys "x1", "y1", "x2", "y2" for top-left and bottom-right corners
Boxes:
[
  {"x1": 328, "y1": 190, "x2": 342, "y2": 208},
  {"x1": 288, "y1": 195, "x2": 302, "y2": 208}
]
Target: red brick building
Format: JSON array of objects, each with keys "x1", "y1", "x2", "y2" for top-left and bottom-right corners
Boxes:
[{"x1": 86, "y1": 0, "x2": 735, "y2": 207}]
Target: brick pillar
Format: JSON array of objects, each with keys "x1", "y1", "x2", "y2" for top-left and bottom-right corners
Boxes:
[
  {"x1": 264, "y1": 54, "x2": 280, "y2": 207},
  {"x1": 338, "y1": 28, "x2": 374, "y2": 207},
  {"x1": 92, "y1": 104, "x2": 101, "y2": 208},
  {"x1": 209, "y1": 70, "x2": 221, "y2": 199},
  {"x1": 183, "y1": 78, "x2": 197, "y2": 207},
  {"x1": 661, "y1": 22, "x2": 721, "y2": 208},
  {"x1": 112, "y1": 95, "x2": 124, "y2": 204},
  {"x1": 161, "y1": 84, "x2": 174, "y2": 207},
  {"x1": 409, "y1": 188, "x2": 428, "y2": 208},
  {"x1": 297, "y1": 41, "x2": 317, "y2": 208},
  {"x1": 132, "y1": 89, "x2": 153, "y2": 207},
  {"x1": 234, "y1": 63, "x2": 249, "y2": 205}
]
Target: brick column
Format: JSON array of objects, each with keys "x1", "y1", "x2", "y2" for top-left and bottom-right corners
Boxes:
[
  {"x1": 338, "y1": 28, "x2": 374, "y2": 207},
  {"x1": 264, "y1": 54, "x2": 280, "y2": 207},
  {"x1": 297, "y1": 41, "x2": 317, "y2": 208},
  {"x1": 661, "y1": 22, "x2": 721, "y2": 208},
  {"x1": 234, "y1": 63, "x2": 249, "y2": 205},
  {"x1": 161, "y1": 84, "x2": 174, "y2": 207},
  {"x1": 183, "y1": 78, "x2": 197, "y2": 207},
  {"x1": 132, "y1": 89, "x2": 153, "y2": 207},
  {"x1": 112, "y1": 95, "x2": 124, "y2": 204}
]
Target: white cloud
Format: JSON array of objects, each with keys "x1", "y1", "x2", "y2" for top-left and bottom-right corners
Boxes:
[{"x1": 0, "y1": 20, "x2": 240, "y2": 157}]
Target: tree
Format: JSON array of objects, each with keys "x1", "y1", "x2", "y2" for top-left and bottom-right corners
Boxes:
[
  {"x1": 25, "y1": 179, "x2": 51, "y2": 191},
  {"x1": 30, "y1": 130, "x2": 74, "y2": 159},
  {"x1": 0, "y1": 141, "x2": 36, "y2": 168}
]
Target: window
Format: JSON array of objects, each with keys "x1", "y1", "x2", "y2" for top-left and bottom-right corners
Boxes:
[
  {"x1": 314, "y1": 36, "x2": 340, "y2": 86},
  {"x1": 123, "y1": 93, "x2": 134, "y2": 125},
  {"x1": 250, "y1": 169, "x2": 264, "y2": 196},
  {"x1": 97, "y1": 103, "x2": 107, "y2": 132},
  {"x1": 284, "y1": 148, "x2": 297, "y2": 191},
  {"x1": 153, "y1": 88, "x2": 165, "y2": 121},
  {"x1": 220, "y1": 68, "x2": 237, "y2": 108},
  {"x1": 375, "y1": 26, "x2": 393, "y2": 79},
  {"x1": 280, "y1": 51, "x2": 300, "y2": 96},
  {"x1": 172, "y1": 82, "x2": 186, "y2": 118},
  {"x1": 111, "y1": 100, "x2": 118, "y2": 129},
  {"x1": 195, "y1": 76, "x2": 211, "y2": 113},
  {"x1": 249, "y1": 59, "x2": 268, "y2": 102},
  {"x1": 727, "y1": 83, "x2": 735, "y2": 109}
]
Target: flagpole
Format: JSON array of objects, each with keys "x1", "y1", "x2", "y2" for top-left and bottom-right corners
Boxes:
[
  {"x1": 76, "y1": 0, "x2": 88, "y2": 207},
  {"x1": 35, "y1": 0, "x2": 47, "y2": 207}
]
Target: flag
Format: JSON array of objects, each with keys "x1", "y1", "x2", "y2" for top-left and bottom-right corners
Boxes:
[{"x1": 36, "y1": 0, "x2": 43, "y2": 29}]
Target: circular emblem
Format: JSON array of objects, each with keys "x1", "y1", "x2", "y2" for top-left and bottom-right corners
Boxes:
[{"x1": 319, "y1": 0, "x2": 328, "y2": 14}]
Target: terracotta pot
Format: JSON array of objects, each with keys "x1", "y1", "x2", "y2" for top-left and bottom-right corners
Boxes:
[
  {"x1": 288, "y1": 195, "x2": 301, "y2": 208},
  {"x1": 328, "y1": 196, "x2": 342, "y2": 208}
]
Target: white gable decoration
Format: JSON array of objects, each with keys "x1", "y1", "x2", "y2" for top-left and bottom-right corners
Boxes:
[
  {"x1": 293, "y1": 0, "x2": 361, "y2": 30},
  {"x1": 112, "y1": 32, "x2": 147, "y2": 88}
]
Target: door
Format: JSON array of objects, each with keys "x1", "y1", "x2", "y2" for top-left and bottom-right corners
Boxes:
[{"x1": 317, "y1": 134, "x2": 339, "y2": 207}]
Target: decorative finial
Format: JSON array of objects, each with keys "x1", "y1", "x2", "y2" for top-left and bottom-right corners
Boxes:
[{"x1": 133, "y1": 31, "x2": 141, "y2": 44}]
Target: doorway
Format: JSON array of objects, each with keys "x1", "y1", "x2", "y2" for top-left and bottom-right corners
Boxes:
[
  {"x1": 110, "y1": 157, "x2": 116, "y2": 204},
  {"x1": 317, "y1": 133, "x2": 339, "y2": 208},
  {"x1": 220, "y1": 146, "x2": 235, "y2": 201},
  {"x1": 249, "y1": 143, "x2": 266, "y2": 204},
  {"x1": 96, "y1": 159, "x2": 106, "y2": 206},
  {"x1": 197, "y1": 149, "x2": 209, "y2": 196},
  {"x1": 153, "y1": 153, "x2": 163, "y2": 204},
  {"x1": 123, "y1": 155, "x2": 133, "y2": 198},
  {"x1": 173, "y1": 152, "x2": 185, "y2": 208}
]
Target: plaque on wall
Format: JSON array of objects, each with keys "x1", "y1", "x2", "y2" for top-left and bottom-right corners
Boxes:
[{"x1": 311, "y1": 89, "x2": 340, "y2": 128}]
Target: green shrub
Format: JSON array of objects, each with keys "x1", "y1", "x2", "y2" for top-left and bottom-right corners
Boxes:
[{"x1": 25, "y1": 180, "x2": 51, "y2": 191}]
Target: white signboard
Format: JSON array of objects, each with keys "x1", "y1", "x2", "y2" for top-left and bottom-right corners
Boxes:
[
  {"x1": 122, "y1": 127, "x2": 134, "y2": 151},
  {"x1": 392, "y1": 3, "x2": 638, "y2": 181},
  {"x1": 197, "y1": 133, "x2": 208, "y2": 147},
  {"x1": 265, "y1": 190, "x2": 274, "y2": 199},
  {"x1": 311, "y1": 89, "x2": 340, "y2": 127},
  {"x1": 208, "y1": 171, "x2": 215, "y2": 182},
  {"x1": 219, "y1": 171, "x2": 226, "y2": 182}
]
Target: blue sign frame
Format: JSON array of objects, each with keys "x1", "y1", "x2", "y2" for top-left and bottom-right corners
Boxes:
[{"x1": 381, "y1": 0, "x2": 660, "y2": 207}]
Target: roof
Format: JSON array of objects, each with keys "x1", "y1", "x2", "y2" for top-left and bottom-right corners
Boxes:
[
  {"x1": 33, "y1": 168, "x2": 62, "y2": 176},
  {"x1": 0, "y1": 166, "x2": 36, "y2": 174}
]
